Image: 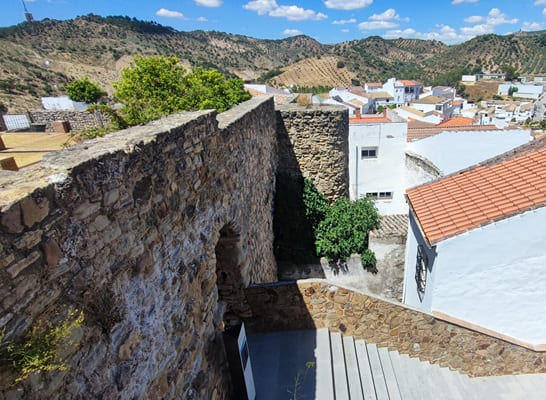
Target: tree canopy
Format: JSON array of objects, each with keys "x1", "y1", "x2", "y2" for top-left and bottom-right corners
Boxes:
[
  {"x1": 113, "y1": 56, "x2": 250, "y2": 126},
  {"x1": 65, "y1": 77, "x2": 106, "y2": 104},
  {"x1": 315, "y1": 196, "x2": 380, "y2": 265}
]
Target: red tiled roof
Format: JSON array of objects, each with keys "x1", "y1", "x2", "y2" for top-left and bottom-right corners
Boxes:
[
  {"x1": 399, "y1": 80, "x2": 421, "y2": 87},
  {"x1": 437, "y1": 116, "x2": 475, "y2": 127},
  {"x1": 406, "y1": 142, "x2": 546, "y2": 245},
  {"x1": 407, "y1": 124, "x2": 498, "y2": 142}
]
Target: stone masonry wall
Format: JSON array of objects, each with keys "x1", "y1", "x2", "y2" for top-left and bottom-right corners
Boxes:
[
  {"x1": 29, "y1": 110, "x2": 111, "y2": 132},
  {"x1": 276, "y1": 104, "x2": 348, "y2": 200},
  {"x1": 0, "y1": 97, "x2": 277, "y2": 399},
  {"x1": 244, "y1": 280, "x2": 546, "y2": 377}
]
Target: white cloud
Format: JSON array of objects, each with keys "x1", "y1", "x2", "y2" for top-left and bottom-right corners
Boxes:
[
  {"x1": 243, "y1": 0, "x2": 277, "y2": 15},
  {"x1": 332, "y1": 18, "x2": 356, "y2": 25},
  {"x1": 369, "y1": 8, "x2": 400, "y2": 21},
  {"x1": 544, "y1": 8, "x2": 546, "y2": 17},
  {"x1": 197, "y1": 16, "x2": 208, "y2": 22},
  {"x1": 452, "y1": 0, "x2": 479, "y2": 4},
  {"x1": 341, "y1": 29, "x2": 349, "y2": 33},
  {"x1": 282, "y1": 28, "x2": 302, "y2": 36},
  {"x1": 464, "y1": 15, "x2": 483, "y2": 23},
  {"x1": 486, "y1": 8, "x2": 518, "y2": 26},
  {"x1": 243, "y1": 1, "x2": 327, "y2": 21},
  {"x1": 535, "y1": 0, "x2": 546, "y2": 5},
  {"x1": 155, "y1": 8, "x2": 185, "y2": 18},
  {"x1": 323, "y1": 0, "x2": 372, "y2": 10},
  {"x1": 358, "y1": 20, "x2": 399, "y2": 30},
  {"x1": 194, "y1": 0, "x2": 222, "y2": 7},
  {"x1": 522, "y1": 21, "x2": 543, "y2": 31}
]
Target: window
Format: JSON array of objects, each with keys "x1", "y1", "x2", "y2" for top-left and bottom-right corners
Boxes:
[
  {"x1": 361, "y1": 147, "x2": 378, "y2": 158},
  {"x1": 365, "y1": 191, "x2": 393, "y2": 200},
  {"x1": 415, "y1": 244, "x2": 428, "y2": 301}
]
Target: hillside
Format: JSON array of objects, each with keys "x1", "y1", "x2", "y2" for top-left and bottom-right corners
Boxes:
[
  {"x1": 0, "y1": 15, "x2": 328, "y2": 111},
  {"x1": 1, "y1": 15, "x2": 546, "y2": 111}
]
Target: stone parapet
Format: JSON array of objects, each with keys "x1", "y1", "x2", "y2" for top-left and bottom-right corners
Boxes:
[
  {"x1": 0, "y1": 97, "x2": 278, "y2": 399},
  {"x1": 244, "y1": 280, "x2": 546, "y2": 377},
  {"x1": 28, "y1": 110, "x2": 111, "y2": 132}
]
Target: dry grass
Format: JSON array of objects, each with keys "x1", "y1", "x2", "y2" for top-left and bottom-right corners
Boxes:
[{"x1": 462, "y1": 80, "x2": 503, "y2": 102}]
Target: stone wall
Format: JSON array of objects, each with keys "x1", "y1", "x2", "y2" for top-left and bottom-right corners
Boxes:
[
  {"x1": 276, "y1": 104, "x2": 348, "y2": 201},
  {"x1": 0, "y1": 97, "x2": 278, "y2": 399},
  {"x1": 28, "y1": 110, "x2": 111, "y2": 132},
  {"x1": 244, "y1": 280, "x2": 546, "y2": 377},
  {"x1": 273, "y1": 104, "x2": 349, "y2": 264}
]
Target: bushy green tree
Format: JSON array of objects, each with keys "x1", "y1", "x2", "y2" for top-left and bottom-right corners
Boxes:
[
  {"x1": 113, "y1": 56, "x2": 250, "y2": 126},
  {"x1": 315, "y1": 197, "x2": 380, "y2": 264},
  {"x1": 502, "y1": 65, "x2": 518, "y2": 81},
  {"x1": 302, "y1": 178, "x2": 329, "y2": 230},
  {"x1": 65, "y1": 77, "x2": 106, "y2": 104}
]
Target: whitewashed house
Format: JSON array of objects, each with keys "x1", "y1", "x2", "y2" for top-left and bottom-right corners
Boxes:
[
  {"x1": 410, "y1": 96, "x2": 454, "y2": 120},
  {"x1": 328, "y1": 88, "x2": 370, "y2": 114},
  {"x1": 348, "y1": 115, "x2": 408, "y2": 215},
  {"x1": 404, "y1": 141, "x2": 546, "y2": 350},
  {"x1": 498, "y1": 83, "x2": 545, "y2": 100},
  {"x1": 395, "y1": 106, "x2": 443, "y2": 125},
  {"x1": 41, "y1": 96, "x2": 89, "y2": 111},
  {"x1": 400, "y1": 80, "x2": 423, "y2": 103},
  {"x1": 382, "y1": 78, "x2": 404, "y2": 105}
]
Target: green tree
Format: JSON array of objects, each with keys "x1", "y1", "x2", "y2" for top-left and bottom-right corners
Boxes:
[
  {"x1": 302, "y1": 178, "x2": 329, "y2": 230},
  {"x1": 508, "y1": 86, "x2": 518, "y2": 97},
  {"x1": 502, "y1": 65, "x2": 518, "y2": 81},
  {"x1": 113, "y1": 56, "x2": 250, "y2": 126},
  {"x1": 315, "y1": 197, "x2": 380, "y2": 264},
  {"x1": 65, "y1": 77, "x2": 106, "y2": 104}
]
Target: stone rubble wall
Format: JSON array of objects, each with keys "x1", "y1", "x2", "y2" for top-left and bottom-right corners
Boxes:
[
  {"x1": 244, "y1": 280, "x2": 546, "y2": 377},
  {"x1": 28, "y1": 110, "x2": 111, "y2": 132},
  {"x1": 0, "y1": 97, "x2": 278, "y2": 399},
  {"x1": 276, "y1": 104, "x2": 349, "y2": 201}
]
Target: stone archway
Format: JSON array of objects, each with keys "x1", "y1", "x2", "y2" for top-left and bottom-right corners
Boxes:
[{"x1": 214, "y1": 223, "x2": 249, "y2": 329}]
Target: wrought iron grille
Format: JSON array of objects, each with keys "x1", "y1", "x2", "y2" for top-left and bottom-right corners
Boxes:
[{"x1": 415, "y1": 244, "x2": 428, "y2": 301}]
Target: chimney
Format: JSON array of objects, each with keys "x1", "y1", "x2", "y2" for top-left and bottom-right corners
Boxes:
[{"x1": 355, "y1": 108, "x2": 361, "y2": 119}]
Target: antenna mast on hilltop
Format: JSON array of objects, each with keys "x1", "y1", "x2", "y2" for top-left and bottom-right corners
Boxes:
[{"x1": 21, "y1": 0, "x2": 34, "y2": 22}]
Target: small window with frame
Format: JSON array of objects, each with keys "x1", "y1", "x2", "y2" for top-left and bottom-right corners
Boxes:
[
  {"x1": 361, "y1": 147, "x2": 378, "y2": 159},
  {"x1": 415, "y1": 244, "x2": 428, "y2": 301}
]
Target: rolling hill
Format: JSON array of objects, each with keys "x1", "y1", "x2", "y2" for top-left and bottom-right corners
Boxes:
[{"x1": 0, "y1": 15, "x2": 545, "y2": 111}]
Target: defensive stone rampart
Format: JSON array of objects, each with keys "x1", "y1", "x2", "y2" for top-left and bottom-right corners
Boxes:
[{"x1": 0, "y1": 97, "x2": 277, "y2": 399}]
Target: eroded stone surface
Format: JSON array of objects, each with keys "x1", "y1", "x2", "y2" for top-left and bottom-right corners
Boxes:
[{"x1": 0, "y1": 98, "x2": 279, "y2": 399}]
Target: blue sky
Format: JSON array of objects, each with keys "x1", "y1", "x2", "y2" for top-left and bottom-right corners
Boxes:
[{"x1": 2, "y1": 0, "x2": 546, "y2": 44}]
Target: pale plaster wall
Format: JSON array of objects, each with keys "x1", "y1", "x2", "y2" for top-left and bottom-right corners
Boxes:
[
  {"x1": 406, "y1": 129, "x2": 532, "y2": 176},
  {"x1": 348, "y1": 122, "x2": 408, "y2": 214},
  {"x1": 432, "y1": 206, "x2": 546, "y2": 346}
]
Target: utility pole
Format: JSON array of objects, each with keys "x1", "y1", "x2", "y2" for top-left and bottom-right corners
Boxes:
[{"x1": 21, "y1": 0, "x2": 34, "y2": 22}]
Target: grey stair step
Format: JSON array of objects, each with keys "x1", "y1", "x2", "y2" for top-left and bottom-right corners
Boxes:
[
  {"x1": 388, "y1": 351, "x2": 416, "y2": 400},
  {"x1": 315, "y1": 328, "x2": 335, "y2": 400},
  {"x1": 343, "y1": 336, "x2": 364, "y2": 400},
  {"x1": 330, "y1": 331, "x2": 349, "y2": 400},
  {"x1": 355, "y1": 339, "x2": 377, "y2": 400},
  {"x1": 366, "y1": 343, "x2": 390, "y2": 400},
  {"x1": 421, "y1": 361, "x2": 458, "y2": 400},
  {"x1": 376, "y1": 347, "x2": 401, "y2": 400},
  {"x1": 437, "y1": 366, "x2": 470, "y2": 400}
]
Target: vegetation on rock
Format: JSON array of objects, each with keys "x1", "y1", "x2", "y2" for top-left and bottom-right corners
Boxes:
[{"x1": 0, "y1": 309, "x2": 84, "y2": 383}]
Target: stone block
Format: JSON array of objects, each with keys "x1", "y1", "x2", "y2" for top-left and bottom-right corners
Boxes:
[
  {"x1": 0, "y1": 204, "x2": 23, "y2": 234},
  {"x1": 51, "y1": 120, "x2": 71, "y2": 133},
  {"x1": 42, "y1": 238, "x2": 62, "y2": 267},
  {"x1": 6, "y1": 251, "x2": 40, "y2": 278},
  {"x1": 0, "y1": 157, "x2": 18, "y2": 171},
  {"x1": 20, "y1": 197, "x2": 49, "y2": 228}
]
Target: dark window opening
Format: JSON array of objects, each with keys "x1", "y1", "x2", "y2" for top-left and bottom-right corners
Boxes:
[{"x1": 415, "y1": 244, "x2": 428, "y2": 301}]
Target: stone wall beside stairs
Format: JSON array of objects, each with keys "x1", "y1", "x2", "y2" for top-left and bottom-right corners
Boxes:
[{"x1": 244, "y1": 280, "x2": 546, "y2": 377}]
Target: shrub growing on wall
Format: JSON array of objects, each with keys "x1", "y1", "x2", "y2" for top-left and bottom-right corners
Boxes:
[{"x1": 315, "y1": 196, "x2": 380, "y2": 266}]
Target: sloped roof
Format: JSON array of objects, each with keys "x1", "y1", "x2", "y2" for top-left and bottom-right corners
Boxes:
[
  {"x1": 407, "y1": 124, "x2": 498, "y2": 142},
  {"x1": 400, "y1": 106, "x2": 425, "y2": 117},
  {"x1": 368, "y1": 91, "x2": 393, "y2": 99},
  {"x1": 370, "y1": 214, "x2": 408, "y2": 238},
  {"x1": 406, "y1": 139, "x2": 546, "y2": 245},
  {"x1": 399, "y1": 80, "x2": 422, "y2": 87},
  {"x1": 412, "y1": 95, "x2": 447, "y2": 105},
  {"x1": 350, "y1": 116, "x2": 392, "y2": 124},
  {"x1": 437, "y1": 116, "x2": 475, "y2": 127}
]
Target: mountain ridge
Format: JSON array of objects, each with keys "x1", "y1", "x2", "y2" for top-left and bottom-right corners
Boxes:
[{"x1": 1, "y1": 14, "x2": 545, "y2": 111}]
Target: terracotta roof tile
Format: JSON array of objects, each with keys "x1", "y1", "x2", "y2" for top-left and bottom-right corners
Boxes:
[
  {"x1": 406, "y1": 145, "x2": 546, "y2": 244},
  {"x1": 437, "y1": 116, "x2": 476, "y2": 127},
  {"x1": 407, "y1": 124, "x2": 499, "y2": 142}
]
